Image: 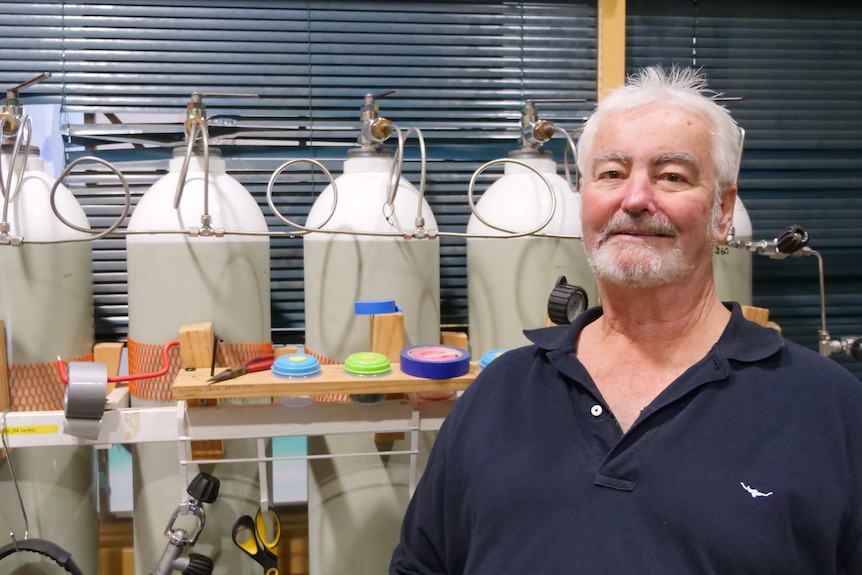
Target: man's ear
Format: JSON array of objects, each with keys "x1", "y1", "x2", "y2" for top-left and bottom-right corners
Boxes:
[{"x1": 717, "y1": 185, "x2": 738, "y2": 241}]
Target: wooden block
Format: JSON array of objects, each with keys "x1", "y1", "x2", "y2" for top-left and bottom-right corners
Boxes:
[
  {"x1": 372, "y1": 313, "x2": 406, "y2": 441},
  {"x1": 274, "y1": 345, "x2": 298, "y2": 358},
  {"x1": 766, "y1": 321, "x2": 782, "y2": 333},
  {"x1": 178, "y1": 322, "x2": 215, "y2": 368},
  {"x1": 0, "y1": 320, "x2": 9, "y2": 459},
  {"x1": 741, "y1": 305, "x2": 770, "y2": 327},
  {"x1": 95, "y1": 342, "x2": 125, "y2": 377},
  {"x1": 178, "y1": 323, "x2": 223, "y2": 460},
  {"x1": 95, "y1": 341, "x2": 125, "y2": 393},
  {"x1": 440, "y1": 331, "x2": 469, "y2": 349},
  {"x1": 370, "y1": 312, "x2": 404, "y2": 362},
  {"x1": 372, "y1": 432, "x2": 406, "y2": 443}
]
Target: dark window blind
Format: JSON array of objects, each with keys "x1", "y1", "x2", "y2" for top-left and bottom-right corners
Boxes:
[
  {"x1": 1, "y1": 0, "x2": 597, "y2": 341},
  {"x1": 627, "y1": 0, "x2": 862, "y2": 379}
]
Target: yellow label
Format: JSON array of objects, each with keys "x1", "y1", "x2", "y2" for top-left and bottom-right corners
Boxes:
[{"x1": 3, "y1": 424, "x2": 59, "y2": 435}]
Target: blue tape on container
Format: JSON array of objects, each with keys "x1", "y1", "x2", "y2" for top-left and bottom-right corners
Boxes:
[
  {"x1": 400, "y1": 345, "x2": 471, "y2": 379},
  {"x1": 354, "y1": 300, "x2": 401, "y2": 315}
]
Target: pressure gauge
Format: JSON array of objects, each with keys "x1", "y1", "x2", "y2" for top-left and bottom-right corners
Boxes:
[{"x1": 547, "y1": 275, "x2": 588, "y2": 325}]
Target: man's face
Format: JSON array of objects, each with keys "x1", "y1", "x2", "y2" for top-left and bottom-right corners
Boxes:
[{"x1": 580, "y1": 102, "x2": 733, "y2": 288}]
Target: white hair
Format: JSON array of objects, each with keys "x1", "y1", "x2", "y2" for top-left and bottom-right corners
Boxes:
[{"x1": 576, "y1": 65, "x2": 742, "y2": 198}]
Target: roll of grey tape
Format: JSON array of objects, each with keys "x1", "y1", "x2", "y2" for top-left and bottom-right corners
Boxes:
[{"x1": 63, "y1": 361, "x2": 108, "y2": 440}]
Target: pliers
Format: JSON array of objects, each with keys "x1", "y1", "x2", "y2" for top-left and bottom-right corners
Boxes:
[{"x1": 207, "y1": 354, "x2": 274, "y2": 383}]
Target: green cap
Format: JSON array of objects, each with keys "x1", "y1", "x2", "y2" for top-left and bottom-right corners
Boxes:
[{"x1": 343, "y1": 351, "x2": 391, "y2": 376}]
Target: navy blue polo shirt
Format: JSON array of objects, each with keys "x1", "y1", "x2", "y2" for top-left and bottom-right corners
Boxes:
[{"x1": 391, "y1": 303, "x2": 862, "y2": 574}]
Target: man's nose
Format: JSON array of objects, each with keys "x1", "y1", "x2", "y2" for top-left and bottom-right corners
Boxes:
[{"x1": 620, "y1": 171, "x2": 657, "y2": 214}]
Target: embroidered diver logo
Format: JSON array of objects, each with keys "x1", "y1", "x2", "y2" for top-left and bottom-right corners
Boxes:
[{"x1": 740, "y1": 482, "x2": 773, "y2": 498}]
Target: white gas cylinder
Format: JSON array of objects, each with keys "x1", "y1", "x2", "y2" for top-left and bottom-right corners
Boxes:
[
  {"x1": 303, "y1": 150, "x2": 440, "y2": 361},
  {"x1": 303, "y1": 148, "x2": 440, "y2": 575},
  {"x1": 0, "y1": 147, "x2": 97, "y2": 575},
  {"x1": 715, "y1": 196, "x2": 753, "y2": 305},
  {"x1": 126, "y1": 147, "x2": 271, "y2": 575},
  {"x1": 467, "y1": 151, "x2": 597, "y2": 357}
]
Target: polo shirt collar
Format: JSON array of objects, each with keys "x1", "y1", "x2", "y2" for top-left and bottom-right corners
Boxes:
[{"x1": 524, "y1": 301, "x2": 785, "y2": 365}]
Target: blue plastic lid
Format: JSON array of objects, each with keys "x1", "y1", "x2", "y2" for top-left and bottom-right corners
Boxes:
[
  {"x1": 400, "y1": 345, "x2": 471, "y2": 379},
  {"x1": 479, "y1": 349, "x2": 507, "y2": 369},
  {"x1": 272, "y1": 353, "x2": 321, "y2": 378},
  {"x1": 354, "y1": 300, "x2": 401, "y2": 315}
]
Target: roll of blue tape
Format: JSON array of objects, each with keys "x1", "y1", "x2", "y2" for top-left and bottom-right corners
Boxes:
[{"x1": 400, "y1": 345, "x2": 471, "y2": 379}]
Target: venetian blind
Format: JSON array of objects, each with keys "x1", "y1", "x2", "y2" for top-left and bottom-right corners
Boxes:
[
  {"x1": 1, "y1": 0, "x2": 597, "y2": 342},
  {"x1": 627, "y1": 0, "x2": 862, "y2": 379}
]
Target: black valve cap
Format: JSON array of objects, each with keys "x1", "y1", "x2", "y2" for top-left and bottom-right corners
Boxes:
[
  {"x1": 547, "y1": 275, "x2": 589, "y2": 326},
  {"x1": 775, "y1": 224, "x2": 809, "y2": 254},
  {"x1": 849, "y1": 338, "x2": 862, "y2": 362},
  {"x1": 187, "y1": 472, "x2": 220, "y2": 503},
  {"x1": 183, "y1": 553, "x2": 214, "y2": 575}
]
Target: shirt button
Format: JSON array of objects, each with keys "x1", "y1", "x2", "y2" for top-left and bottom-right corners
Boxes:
[{"x1": 590, "y1": 404, "x2": 603, "y2": 417}]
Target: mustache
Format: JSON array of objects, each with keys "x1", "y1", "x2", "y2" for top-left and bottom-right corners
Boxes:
[{"x1": 597, "y1": 212, "x2": 679, "y2": 244}]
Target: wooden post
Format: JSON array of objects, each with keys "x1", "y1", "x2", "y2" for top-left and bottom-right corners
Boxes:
[
  {"x1": 0, "y1": 320, "x2": 10, "y2": 459},
  {"x1": 95, "y1": 342, "x2": 125, "y2": 393},
  {"x1": 371, "y1": 312, "x2": 406, "y2": 442},
  {"x1": 741, "y1": 305, "x2": 769, "y2": 327},
  {"x1": 440, "y1": 331, "x2": 468, "y2": 349},
  {"x1": 178, "y1": 322, "x2": 223, "y2": 460}
]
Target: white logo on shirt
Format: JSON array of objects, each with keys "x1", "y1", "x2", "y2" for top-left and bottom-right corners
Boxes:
[{"x1": 740, "y1": 482, "x2": 773, "y2": 498}]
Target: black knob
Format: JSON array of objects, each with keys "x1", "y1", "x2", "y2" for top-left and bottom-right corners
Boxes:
[
  {"x1": 775, "y1": 225, "x2": 808, "y2": 255},
  {"x1": 547, "y1": 276, "x2": 588, "y2": 325},
  {"x1": 849, "y1": 338, "x2": 862, "y2": 362},
  {"x1": 182, "y1": 553, "x2": 214, "y2": 575},
  {"x1": 187, "y1": 472, "x2": 220, "y2": 504}
]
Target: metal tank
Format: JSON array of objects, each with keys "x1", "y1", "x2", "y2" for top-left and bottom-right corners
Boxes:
[
  {"x1": 715, "y1": 127, "x2": 754, "y2": 305},
  {"x1": 467, "y1": 100, "x2": 597, "y2": 357},
  {"x1": 0, "y1": 73, "x2": 98, "y2": 575},
  {"x1": 126, "y1": 94, "x2": 271, "y2": 575},
  {"x1": 715, "y1": 197, "x2": 753, "y2": 305},
  {"x1": 299, "y1": 92, "x2": 440, "y2": 575}
]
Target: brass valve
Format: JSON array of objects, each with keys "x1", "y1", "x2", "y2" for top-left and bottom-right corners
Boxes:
[{"x1": 1, "y1": 72, "x2": 51, "y2": 136}]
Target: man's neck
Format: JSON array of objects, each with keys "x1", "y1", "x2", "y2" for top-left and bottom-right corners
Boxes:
[{"x1": 592, "y1": 275, "x2": 728, "y2": 348}]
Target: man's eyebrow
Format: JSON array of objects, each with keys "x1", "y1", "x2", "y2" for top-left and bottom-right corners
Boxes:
[
  {"x1": 651, "y1": 152, "x2": 700, "y2": 173},
  {"x1": 591, "y1": 151, "x2": 630, "y2": 173}
]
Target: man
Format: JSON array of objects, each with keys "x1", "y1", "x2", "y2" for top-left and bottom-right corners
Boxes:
[{"x1": 389, "y1": 66, "x2": 862, "y2": 574}]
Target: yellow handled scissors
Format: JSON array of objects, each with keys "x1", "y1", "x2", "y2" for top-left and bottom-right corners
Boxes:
[{"x1": 232, "y1": 507, "x2": 281, "y2": 575}]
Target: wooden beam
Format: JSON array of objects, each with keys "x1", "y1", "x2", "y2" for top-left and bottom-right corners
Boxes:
[
  {"x1": 0, "y1": 320, "x2": 9, "y2": 459},
  {"x1": 94, "y1": 342, "x2": 125, "y2": 394},
  {"x1": 597, "y1": 0, "x2": 627, "y2": 101},
  {"x1": 178, "y1": 323, "x2": 223, "y2": 460}
]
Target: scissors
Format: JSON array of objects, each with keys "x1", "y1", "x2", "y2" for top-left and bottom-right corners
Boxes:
[
  {"x1": 207, "y1": 354, "x2": 274, "y2": 383},
  {"x1": 232, "y1": 507, "x2": 281, "y2": 575}
]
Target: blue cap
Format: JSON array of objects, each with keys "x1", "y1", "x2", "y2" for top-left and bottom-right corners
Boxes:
[
  {"x1": 479, "y1": 349, "x2": 507, "y2": 369},
  {"x1": 272, "y1": 353, "x2": 321, "y2": 378}
]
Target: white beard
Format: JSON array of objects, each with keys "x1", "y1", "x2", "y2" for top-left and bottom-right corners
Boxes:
[{"x1": 585, "y1": 211, "x2": 694, "y2": 288}]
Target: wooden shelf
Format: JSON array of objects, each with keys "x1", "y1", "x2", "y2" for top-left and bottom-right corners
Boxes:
[{"x1": 172, "y1": 362, "x2": 478, "y2": 400}]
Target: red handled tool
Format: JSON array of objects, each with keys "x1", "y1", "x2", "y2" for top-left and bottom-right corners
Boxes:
[{"x1": 206, "y1": 354, "x2": 274, "y2": 384}]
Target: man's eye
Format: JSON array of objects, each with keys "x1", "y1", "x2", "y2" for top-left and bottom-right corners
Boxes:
[
  {"x1": 599, "y1": 170, "x2": 621, "y2": 180},
  {"x1": 664, "y1": 172, "x2": 684, "y2": 183}
]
